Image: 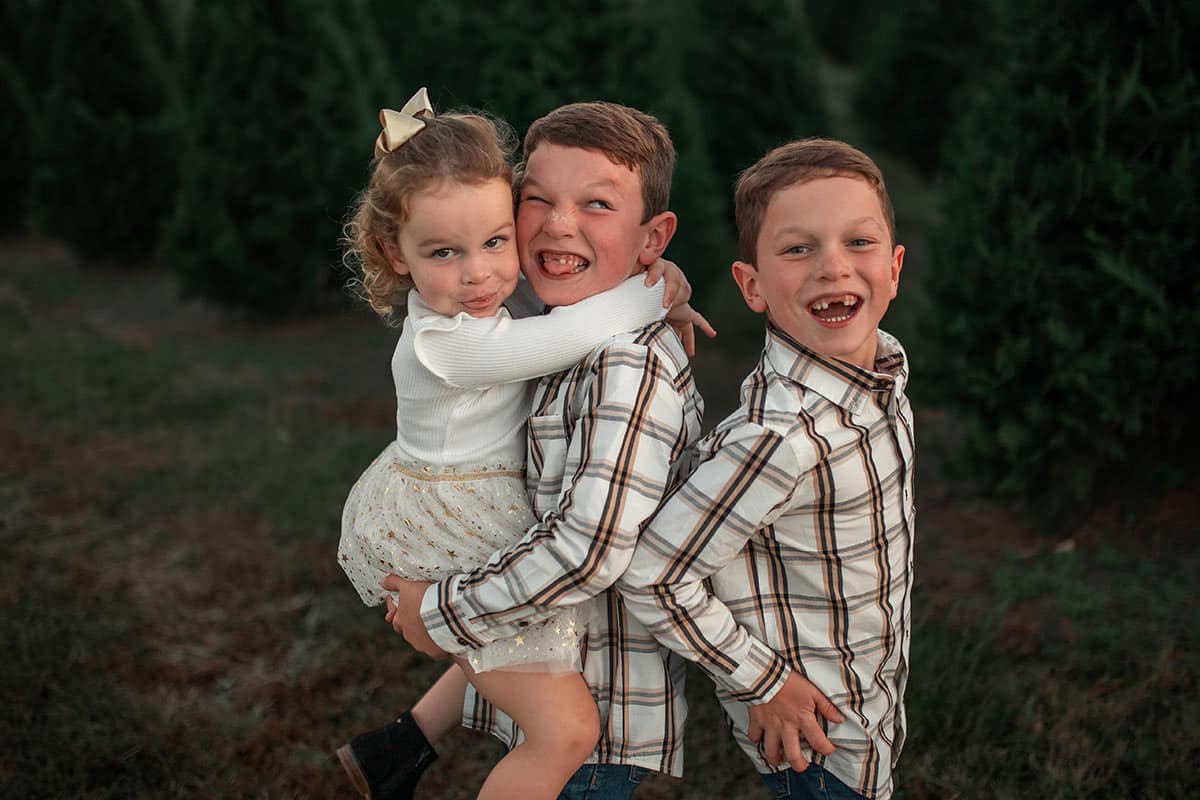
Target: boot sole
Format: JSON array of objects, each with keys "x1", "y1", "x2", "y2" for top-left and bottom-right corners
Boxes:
[{"x1": 336, "y1": 744, "x2": 373, "y2": 799}]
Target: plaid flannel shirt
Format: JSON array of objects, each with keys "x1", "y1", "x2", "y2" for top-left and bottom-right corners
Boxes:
[
  {"x1": 419, "y1": 321, "x2": 704, "y2": 776},
  {"x1": 619, "y1": 324, "x2": 915, "y2": 799}
]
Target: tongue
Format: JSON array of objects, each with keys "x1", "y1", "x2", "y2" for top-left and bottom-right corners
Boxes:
[{"x1": 542, "y1": 256, "x2": 587, "y2": 277}]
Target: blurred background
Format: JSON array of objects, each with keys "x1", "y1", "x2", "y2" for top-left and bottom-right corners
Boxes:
[{"x1": 3, "y1": 0, "x2": 1197, "y2": 797}]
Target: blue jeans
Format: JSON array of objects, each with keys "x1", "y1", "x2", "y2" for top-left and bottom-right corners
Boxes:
[
  {"x1": 761, "y1": 764, "x2": 867, "y2": 800},
  {"x1": 558, "y1": 763, "x2": 649, "y2": 800}
]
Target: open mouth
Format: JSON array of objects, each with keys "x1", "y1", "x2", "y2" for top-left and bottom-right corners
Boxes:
[
  {"x1": 809, "y1": 294, "x2": 861, "y2": 324},
  {"x1": 538, "y1": 251, "x2": 590, "y2": 277}
]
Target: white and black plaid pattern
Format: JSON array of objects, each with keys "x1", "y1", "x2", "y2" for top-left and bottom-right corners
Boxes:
[{"x1": 619, "y1": 324, "x2": 915, "y2": 799}]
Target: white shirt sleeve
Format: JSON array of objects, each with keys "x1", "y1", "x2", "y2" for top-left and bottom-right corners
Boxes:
[{"x1": 413, "y1": 275, "x2": 666, "y2": 388}]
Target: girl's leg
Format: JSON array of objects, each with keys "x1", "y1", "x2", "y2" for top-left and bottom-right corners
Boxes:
[
  {"x1": 411, "y1": 665, "x2": 468, "y2": 742},
  {"x1": 462, "y1": 662, "x2": 600, "y2": 800}
]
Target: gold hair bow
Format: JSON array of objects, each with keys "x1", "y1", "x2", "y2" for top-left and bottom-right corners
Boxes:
[{"x1": 374, "y1": 87, "x2": 434, "y2": 158}]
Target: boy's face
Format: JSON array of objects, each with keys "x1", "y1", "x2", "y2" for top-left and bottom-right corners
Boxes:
[
  {"x1": 732, "y1": 176, "x2": 904, "y2": 370},
  {"x1": 516, "y1": 143, "x2": 675, "y2": 307}
]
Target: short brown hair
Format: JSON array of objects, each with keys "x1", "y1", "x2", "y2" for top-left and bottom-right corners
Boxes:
[
  {"x1": 343, "y1": 112, "x2": 516, "y2": 321},
  {"x1": 735, "y1": 138, "x2": 896, "y2": 263},
  {"x1": 518, "y1": 101, "x2": 675, "y2": 222}
]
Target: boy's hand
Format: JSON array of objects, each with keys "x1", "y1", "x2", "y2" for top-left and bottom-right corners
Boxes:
[
  {"x1": 380, "y1": 574, "x2": 449, "y2": 660},
  {"x1": 747, "y1": 672, "x2": 845, "y2": 773},
  {"x1": 646, "y1": 258, "x2": 717, "y2": 356}
]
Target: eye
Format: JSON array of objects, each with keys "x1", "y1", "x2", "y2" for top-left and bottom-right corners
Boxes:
[
  {"x1": 520, "y1": 193, "x2": 548, "y2": 204},
  {"x1": 849, "y1": 238, "x2": 874, "y2": 247},
  {"x1": 782, "y1": 244, "x2": 811, "y2": 256},
  {"x1": 483, "y1": 236, "x2": 507, "y2": 250},
  {"x1": 586, "y1": 199, "x2": 614, "y2": 210},
  {"x1": 431, "y1": 247, "x2": 455, "y2": 259}
]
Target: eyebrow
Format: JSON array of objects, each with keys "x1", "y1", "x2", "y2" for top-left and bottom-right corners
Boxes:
[
  {"x1": 771, "y1": 216, "x2": 884, "y2": 239},
  {"x1": 520, "y1": 177, "x2": 623, "y2": 194},
  {"x1": 416, "y1": 222, "x2": 513, "y2": 249}
]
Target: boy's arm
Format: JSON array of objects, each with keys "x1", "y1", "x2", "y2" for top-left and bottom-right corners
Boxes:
[
  {"x1": 616, "y1": 422, "x2": 800, "y2": 703},
  {"x1": 617, "y1": 422, "x2": 845, "y2": 769},
  {"x1": 419, "y1": 336, "x2": 692, "y2": 652}
]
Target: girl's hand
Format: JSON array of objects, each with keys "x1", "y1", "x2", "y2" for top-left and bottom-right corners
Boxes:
[
  {"x1": 645, "y1": 257, "x2": 691, "y2": 307},
  {"x1": 665, "y1": 302, "x2": 717, "y2": 357},
  {"x1": 646, "y1": 258, "x2": 717, "y2": 357}
]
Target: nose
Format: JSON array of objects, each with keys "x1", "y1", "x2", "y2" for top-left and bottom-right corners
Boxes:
[
  {"x1": 814, "y1": 246, "x2": 852, "y2": 280},
  {"x1": 460, "y1": 254, "x2": 489, "y2": 284},
  {"x1": 543, "y1": 205, "x2": 576, "y2": 238}
]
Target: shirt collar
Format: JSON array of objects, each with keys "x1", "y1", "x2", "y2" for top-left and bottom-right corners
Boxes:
[{"x1": 764, "y1": 322, "x2": 908, "y2": 413}]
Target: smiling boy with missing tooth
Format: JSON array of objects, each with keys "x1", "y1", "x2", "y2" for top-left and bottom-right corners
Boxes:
[{"x1": 619, "y1": 138, "x2": 916, "y2": 800}]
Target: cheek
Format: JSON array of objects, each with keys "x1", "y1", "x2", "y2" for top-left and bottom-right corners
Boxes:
[{"x1": 516, "y1": 206, "x2": 542, "y2": 236}]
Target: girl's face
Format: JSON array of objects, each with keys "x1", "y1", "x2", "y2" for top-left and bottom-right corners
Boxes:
[{"x1": 383, "y1": 178, "x2": 519, "y2": 318}]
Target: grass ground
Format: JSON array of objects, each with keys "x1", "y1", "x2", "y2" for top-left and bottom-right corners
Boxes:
[{"x1": 3, "y1": 240, "x2": 1197, "y2": 799}]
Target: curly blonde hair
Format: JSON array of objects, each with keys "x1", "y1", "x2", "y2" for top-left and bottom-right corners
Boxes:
[{"x1": 344, "y1": 109, "x2": 517, "y2": 321}]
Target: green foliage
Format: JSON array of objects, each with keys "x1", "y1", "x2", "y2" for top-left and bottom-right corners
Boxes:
[
  {"x1": 681, "y1": 0, "x2": 832, "y2": 271},
  {"x1": 3, "y1": 1, "x2": 177, "y2": 259},
  {"x1": 852, "y1": 0, "x2": 997, "y2": 177},
  {"x1": 802, "y1": 0, "x2": 886, "y2": 66},
  {"x1": 162, "y1": 1, "x2": 373, "y2": 315},
  {"x1": 925, "y1": 0, "x2": 1200, "y2": 514}
]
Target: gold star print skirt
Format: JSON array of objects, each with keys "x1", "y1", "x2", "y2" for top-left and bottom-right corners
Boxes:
[{"x1": 337, "y1": 442, "x2": 585, "y2": 673}]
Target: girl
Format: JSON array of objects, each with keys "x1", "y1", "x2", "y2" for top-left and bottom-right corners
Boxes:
[{"x1": 335, "y1": 89, "x2": 695, "y2": 800}]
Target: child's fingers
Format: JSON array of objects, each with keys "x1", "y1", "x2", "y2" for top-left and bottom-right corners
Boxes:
[
  {"x1": 644, "y1": 258, "x2": 667, "y2": 286},
  {"x1": 680, "y1": 323, "x2": 696, "y2": 357},
  {"x1": 815, "y1": 695, "x2": 845, "y2": 725},
  {"x1": 781, "y1": 728, "x2": 811, "y2": 773},
  {"x1": 799, "y1": 715, "x2": 836, "y2": 757}
]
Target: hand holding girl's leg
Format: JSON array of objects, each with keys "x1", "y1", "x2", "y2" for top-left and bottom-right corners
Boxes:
[{"x1": 463, "y1": 663, "x2": 600, "y2": 800}]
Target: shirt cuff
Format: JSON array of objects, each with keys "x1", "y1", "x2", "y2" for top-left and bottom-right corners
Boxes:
[
  {"x1": 718, "y1": 638, "x2": 792, "y2": 705},
  {"x1": 419, "y1": 575, "x2": 488, "y2": 656}
]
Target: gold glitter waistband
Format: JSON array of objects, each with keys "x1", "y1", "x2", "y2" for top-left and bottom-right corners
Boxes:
[{"x1": 389, "y1": 461, "x2": 525, "y2": 482}]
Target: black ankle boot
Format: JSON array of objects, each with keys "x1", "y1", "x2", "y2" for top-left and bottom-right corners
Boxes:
[{"x1": 337, "y1": 711, "x2": 438, "y2": 800}]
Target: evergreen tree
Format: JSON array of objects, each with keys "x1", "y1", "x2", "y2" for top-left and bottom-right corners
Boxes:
[
  {"x1": 163, "y1": 0, "x2": 374, "y2": 314},
  {"x1": 925, "y1": 0, "x2": 1200, "y2": 512},
  {"x1": 13, "y1": 1, "x2": 177, "y2": 261},
  {"x1": 852, "y1": 0, "x2": 996, "y2": 177}
]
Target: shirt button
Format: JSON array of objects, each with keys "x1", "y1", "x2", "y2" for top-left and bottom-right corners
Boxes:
[{"x1": 518, "y1": 621, "x2": 529, "y2": 628}]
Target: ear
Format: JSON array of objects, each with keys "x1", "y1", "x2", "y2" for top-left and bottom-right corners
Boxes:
[
  {"x1": 889, "y1": 244, "x2": 905, "y2": 298},
  {"x1": 379, "y1": 237, "x2": 410, "y2": 276},
  {"x1": 636, "y1": 211, "x2": 678, "y2": 266},
  {"x1": 731, "y1": 260, "x2": 767, "y2": 313}
]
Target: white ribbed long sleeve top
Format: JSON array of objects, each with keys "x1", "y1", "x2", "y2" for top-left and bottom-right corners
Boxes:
[{"x1": 392, "y1": 274, "x2": 666, "y2": 467}]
